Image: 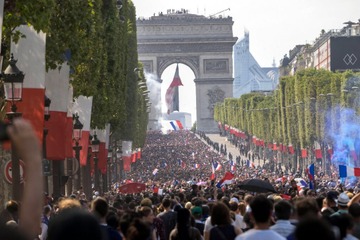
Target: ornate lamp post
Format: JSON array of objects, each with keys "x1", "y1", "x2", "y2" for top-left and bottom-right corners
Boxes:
[
  {"x1": 73, "y1": 113, "x2": 83, "y2": 190},
  {"x1": 2, "y1": 54, "x2": 24, "y2": 201},
  {"x1": 107, "y1": 148, "x2": 113, "y2": 191},
  {"x1": 91, "y1": 132, "x2": 100, "y2": 192},
  {"x1": 116, "y1": 147, "x2": 122, "y2": 182},
  {"x1": 43, "y1": 95, "x2": 52, "y2": 192}
]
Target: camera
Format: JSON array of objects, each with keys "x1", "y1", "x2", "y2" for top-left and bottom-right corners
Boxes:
[{"x1": 0, "y1": 121, "x2": 10, "y2": 141}]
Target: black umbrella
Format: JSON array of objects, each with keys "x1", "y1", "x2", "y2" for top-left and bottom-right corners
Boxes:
[{"x1": 238, "y1": 178, "x2": 277, "y2": 193}]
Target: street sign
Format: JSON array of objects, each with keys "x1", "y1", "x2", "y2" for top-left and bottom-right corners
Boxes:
[{"x1": 4, "y1": 160, "x2": 25, "y2": 184}]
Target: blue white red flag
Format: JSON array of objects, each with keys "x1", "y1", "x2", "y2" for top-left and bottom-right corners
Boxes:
[
  {"x1": 216, "y1": 171, "x2": 234, "y2": 188},
  {"x1": 178, "y1": 159, "x2": 186, "y2": 168},
  {"x1": 230, "y1": 160, "x2": 236, "y2": 172},
  {"x1": 165, "y1": 64, "x2": 183, "y2": 114},
  {"x1": 194, "y1": 163, "x2": 200, "y2": 169},
  {"x1": 306, "y1": 163, "x2": 315, "y2": 189},
  {"x1": 211, "y1": 160, "x2": 216, "y2": 180},
  {"x1": 251, "y1": 162, "x2": 255, "y2": 168},
  {"x1": 169, "y1": 120, "x2": 184, "y2": 131},
  {"x1": 214, "y1": 161, "x2": 222, "y2": 171},
  {"x1": 339, "y1": 165, "x2": 360, "y2": 178}
]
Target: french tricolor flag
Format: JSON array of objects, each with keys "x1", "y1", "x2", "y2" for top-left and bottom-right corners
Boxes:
[
  {"x1": 314, "y1": 141, "x2": 322, "y2": 159},
  {"x1": 8, "y1": 26, "x2": 46, "y2": 150},
  {"x1": 214, "y1": 161, "x2": 222, "y2": 171},
  {"x1": 170, "y1": 120, "x2": 184, "y2": 131},
  {"x1": 251, "y1": 162, "x2": 255, "y2": 168},
  {"x1": 194, "y1": 163, "x2": 200, "y2": 169},
  {"x1": 339, "y1": 165, "x2": 360, "y2": 178},
  {"x1": 349, "y1": 140, "x2": 358, "y2": 162},
  {"x1": 211, "y1": 160, "x2": 216, "y2": 180},
  {"x1": 230, "y1": 160, "x2": 236, "y2": 172},
  {"x1": 306, "y1": 163, "x2": 315, "y2": 190},
  {"x1": 216, "y1": 171, "x2": 234, "y2": 188}
]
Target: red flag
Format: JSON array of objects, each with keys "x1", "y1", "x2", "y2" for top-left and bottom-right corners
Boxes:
[{"x1": 165, "y1": 64, "x2": 183, "y2": 114}]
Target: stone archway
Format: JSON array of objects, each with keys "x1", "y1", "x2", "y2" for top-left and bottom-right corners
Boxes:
[{"x1": 137, "y1": 11, "x2": 237, "y2": 132}]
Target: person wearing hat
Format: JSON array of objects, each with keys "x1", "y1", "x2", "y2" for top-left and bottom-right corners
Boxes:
[
  {"x1": 331, "y1": 192, "x2": 350, "y2": 217},
  {"x1": 321, "y1": 191, "x2": 339, "y2": 217},
  {"x1": 191, "y1": 206, "x2": 205, "y2": 236}
]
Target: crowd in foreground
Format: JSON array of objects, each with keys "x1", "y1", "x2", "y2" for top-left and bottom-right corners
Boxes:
[{"x1": 2, "y1": 124, "x2": 360, "y2": 240}]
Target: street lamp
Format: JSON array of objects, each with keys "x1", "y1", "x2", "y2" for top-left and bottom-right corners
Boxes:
[
  {"x1": 3, "y1": 54, "x2": 24, "y2": 120},
  {"x1": 43, "y1": 95, "x2": 52, "y2": 192},
  {"x1": 1, "y1": 54, "x2": 24, "y2": 201},
  {"x1": 91, "y1": 132, "x2": 100, "y2": 192},
  {"x1": 107, "y1": 149, "x2": 113, "y2": 191},
  {"x1": 116, "y1": 148, "x2": 122, "y2": 181},
  {"x1": 73, "y1": 113, "x2": 83, "y2": 190}
]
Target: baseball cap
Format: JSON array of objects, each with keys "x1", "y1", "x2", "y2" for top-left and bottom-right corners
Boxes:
[{"x1": 191, "y1": 206, "x2": 202, "y2": 215}]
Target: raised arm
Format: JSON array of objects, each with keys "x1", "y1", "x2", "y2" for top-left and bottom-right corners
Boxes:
[
  {"x1": 7, "y1": 119, "x2": 43, "y2": 239},
  {"x1": 349, "y1": 192, "x2": 360, "y2": 206}
]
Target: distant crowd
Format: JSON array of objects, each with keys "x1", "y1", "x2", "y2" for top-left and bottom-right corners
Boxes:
[{"x1": 2, "y1": 125, "x2": 360, "y2": 239}]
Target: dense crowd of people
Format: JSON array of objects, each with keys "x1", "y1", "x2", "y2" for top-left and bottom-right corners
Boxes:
[{"x1": 2, "y1": 124, "x2": 360, "y2": 239}]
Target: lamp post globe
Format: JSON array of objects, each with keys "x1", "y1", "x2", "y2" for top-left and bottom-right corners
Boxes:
[
  {"x1": 73, "y1": 113, "x2": 83, "y2": 142},
  {"x1": 91, "y1": 132, "x2": 100, "y2": 153},
  {"x1": 3, "y1": 54, "x2": 24, "y2": 102},
  {"x1": 44, "y1": 95, "x2": 51, "y2": 121}
]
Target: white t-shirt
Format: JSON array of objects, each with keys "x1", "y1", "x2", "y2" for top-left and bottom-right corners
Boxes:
[
  {"x1": 234, "y1": 214, "x2": 246, "y2": 230},
  {"x1": 235, "y1": 229, "x2": 286, "y2": 240}
]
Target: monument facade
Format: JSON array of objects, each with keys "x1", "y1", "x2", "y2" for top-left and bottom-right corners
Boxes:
[{"x1": 137, "y1": 10, "x2": 237, "y2": 132}]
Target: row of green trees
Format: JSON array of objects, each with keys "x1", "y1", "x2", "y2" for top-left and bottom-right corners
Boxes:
[
  {"x1": 214, "y1": 69, "x2": 360, "y2": 150},
  {"x1": 2, "y1": 0, "x2": 148, "y2": 148}
]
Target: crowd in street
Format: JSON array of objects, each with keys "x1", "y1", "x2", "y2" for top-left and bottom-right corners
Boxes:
[{"x1": 3, "y1": 125, "x2": 360, "y2": 239}]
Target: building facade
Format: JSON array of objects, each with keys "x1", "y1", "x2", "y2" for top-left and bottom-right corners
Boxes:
[
  {"x1": 232, "y1": 32, "x2": 279, "y2": 98},
  {"x1": 280, "y1": 20, "x2": 360, "y2": 76}
]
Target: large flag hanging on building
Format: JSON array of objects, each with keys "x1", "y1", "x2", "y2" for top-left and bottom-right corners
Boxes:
[
  {"x1": 165, "y1": 64, "x2": 183, "y2": 114},
  {"x1": 72, "y1": 95, "x2": 93, "y2": 166},
  {"x1": 122, "y1": 141, "x2": 133, "y2": 172},
  {"x1": 10, "y1": 26, "x2": 46, "y2": 144},
  {"x1": 314, "y1": 141, "x2": 322, "y2": 159},
  {"x1": 45, "y1": 62, "x2": 70, "y2": 160}
]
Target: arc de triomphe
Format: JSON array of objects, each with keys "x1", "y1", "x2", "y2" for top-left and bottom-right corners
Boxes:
[{"x1": 137, "y1": 11, "x2": 237, "y2": 132}]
